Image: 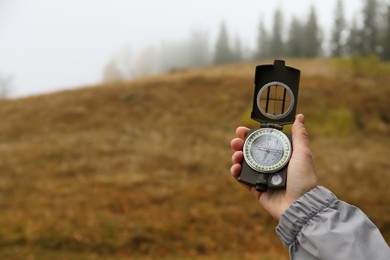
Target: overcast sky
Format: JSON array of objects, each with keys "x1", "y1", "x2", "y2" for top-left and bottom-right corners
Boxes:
[{"x1": 0, "y1": 0, "x2": 364, "y2": 98}]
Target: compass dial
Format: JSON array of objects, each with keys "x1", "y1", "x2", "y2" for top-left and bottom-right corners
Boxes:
[{"x1": 243, "y1": 128, "x2": 292, "y2": 173}]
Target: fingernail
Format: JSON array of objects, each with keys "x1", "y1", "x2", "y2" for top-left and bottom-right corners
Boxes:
[{"x1": 296, "y1": 114, "x2": 304, "y2": 124}]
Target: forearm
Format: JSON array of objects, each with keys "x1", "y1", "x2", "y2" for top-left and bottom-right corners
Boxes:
[{"x1": 276, "y1": 186, "x2": 390, "y2": 260}]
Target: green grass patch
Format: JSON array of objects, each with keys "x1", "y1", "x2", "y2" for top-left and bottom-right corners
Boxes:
[
  {"x1": 305, "y1": 107, "x2": 357, "y2": 136},
  {"x1": 241, "y1": 105, "x2": 356, "y2": 136},
  {"x1": 334, "y1": 54, "x2": 390, "y2": 78}
]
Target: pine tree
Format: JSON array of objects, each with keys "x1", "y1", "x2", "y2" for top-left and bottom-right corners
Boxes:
[
  {"x1": 270, "y1": 9, "x2": 284, "y2": 57},
  {"x1": 330, "y1": 0, "x2": 347, "y2": 57},
  {"x1": 346, "y1": 17, "x2": 362, "y2": 56},
  {"x1": 361, "y1": 0, "x2": 379, "y2": 55},
  {"x1": 214, "y1": 23, "x2": 234, "y2": 64},
  {"x1": 188, "y1": 30, "x2": 210, "y2": 67},
  {"x1": 303, "y1": 6, "x2": 321, "y2": 57},
  {"x1": 255, "y1": 19, "x2": 270, "y2": 59},
  {"x1": 287, "y1": 16, "x2": 304, "y2": 57},
  {"x1": 232, "y1": 36, "x2": 243, "y2": 62},
  {"x1": 382, "y1": 5, "x2": 390, "y2": 60}
]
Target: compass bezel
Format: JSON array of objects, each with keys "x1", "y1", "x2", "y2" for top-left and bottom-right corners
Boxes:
[{"x1": 243, "y1": 128, "x2": 292, "y2": 173}]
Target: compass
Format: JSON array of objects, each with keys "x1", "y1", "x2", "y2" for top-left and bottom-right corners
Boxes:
[
  {"x1": 244, "y1": 128, "x2": 292, "y2": 173},
  {"x1": 238, "y1": 60, "x2": 300, "y2": 192}
]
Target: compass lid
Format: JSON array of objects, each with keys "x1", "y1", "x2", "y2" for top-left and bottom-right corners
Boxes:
[{"x1": 251, "y1": 60, "x2": 300, "y2": 125}]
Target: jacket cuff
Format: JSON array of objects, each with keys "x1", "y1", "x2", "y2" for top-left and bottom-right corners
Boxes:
[{"x1": 275, "y1": 186, "x2": 338, "y2": 247}]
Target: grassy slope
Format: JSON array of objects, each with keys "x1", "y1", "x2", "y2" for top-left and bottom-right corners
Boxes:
[{"x1": 0, "y1": 59, "x2": 389, "y2": 259}]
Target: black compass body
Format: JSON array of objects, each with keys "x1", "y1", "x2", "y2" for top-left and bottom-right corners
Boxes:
[{"x1": 238, "y1": 60, "x2": 300, "y2": 192}]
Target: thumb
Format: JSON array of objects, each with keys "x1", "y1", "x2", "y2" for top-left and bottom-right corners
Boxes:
[{"x1": 292, "y1": 114, "x2": 310, "y2": 152}]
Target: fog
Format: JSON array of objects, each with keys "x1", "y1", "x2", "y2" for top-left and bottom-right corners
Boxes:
[{"x1": 0, "y1": 0, "x2": 363, "y2": 98}]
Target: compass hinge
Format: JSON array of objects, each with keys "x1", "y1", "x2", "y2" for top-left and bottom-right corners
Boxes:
[{"x1": 260, "y1": 123, "x2": 283, "y2": 130}]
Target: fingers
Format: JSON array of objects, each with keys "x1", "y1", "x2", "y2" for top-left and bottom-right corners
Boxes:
[
  {"x1": 230, "y1": 163, "x2": 241, "y2": 178},
  {"x1": 236, "y1": 126, "x2": 249, "y2": 139},
  {"x1": 291, "y1": 114, "x2": 310, "y2": 153},
  {"x1": 232, "y1": 151, "x2": 243, "y2": 164},
  {"x1": 231, "y1": 138, "x2": 244, "y2": 151},
  {"x1": 230, "y1": 126, "x2": 252, "y2": 193},
  {"x1": 231, "y1": 126, "x2": 249, "y2": 151},
  {"x1": 230, "y1": 164, "x2": 252, "y2": 192}
]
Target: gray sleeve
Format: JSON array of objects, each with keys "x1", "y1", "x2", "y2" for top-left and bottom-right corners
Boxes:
[{"x1": 276, "y1": 186, "x2": 390, "y2": 260}]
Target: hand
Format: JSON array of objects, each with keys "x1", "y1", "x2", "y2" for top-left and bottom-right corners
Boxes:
[{"x1": 230, "y1": 114, "x2": 318, "y2": 220}]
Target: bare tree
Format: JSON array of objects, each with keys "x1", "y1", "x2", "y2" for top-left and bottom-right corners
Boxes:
[
  {"x1": 0, "y1": 74, "x2": 12, "y2": 99},
  {"x1": 102, "y1": 46, "x2": 134, "y2": 83},
  {"x1": 159, "y1": 29, "x2": 210, "y2": 72},
  {"x1": 133, "y1": 45, "x2": 159, "y2": 78}
]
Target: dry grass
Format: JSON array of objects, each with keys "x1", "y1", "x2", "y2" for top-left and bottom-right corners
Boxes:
[{"x1": 0, "y1": 59, "x2": 389, "y2": 259}]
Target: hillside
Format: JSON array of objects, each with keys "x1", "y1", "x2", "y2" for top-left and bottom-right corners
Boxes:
[{"x1": 0, "y1": 59, "x2": 389, "y2": 259}]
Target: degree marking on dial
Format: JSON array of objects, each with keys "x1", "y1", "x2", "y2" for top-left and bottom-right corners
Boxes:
[{"x1": 243, "y1": 128, "x2": 292, "y2": 173}]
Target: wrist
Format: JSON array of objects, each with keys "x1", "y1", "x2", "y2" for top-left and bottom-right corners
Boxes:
[
  {"x1": 276, "y1": 188, "x2": 318, "y2": 220},
  {"x1": 276, "y1": 201, "x2": 293, "y2": 220}
]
